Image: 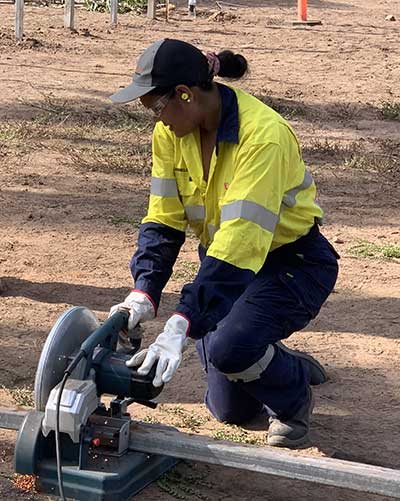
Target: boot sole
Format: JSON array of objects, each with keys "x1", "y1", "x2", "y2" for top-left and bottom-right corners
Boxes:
[
  {"x1": 276, "y1": 341, "x2": 328, "y2": 386},
  {"x1": 267, "y1": 432, "x2": 311, "y2": 448}
]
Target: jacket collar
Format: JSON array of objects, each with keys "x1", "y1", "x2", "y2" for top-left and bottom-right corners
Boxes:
[{"x1": 216, "y1": 83, "x2": 239, "y2": 147}]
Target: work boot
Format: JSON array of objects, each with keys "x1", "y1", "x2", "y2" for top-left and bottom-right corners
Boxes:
[
  {"x1": 276, "y1": 341, "x2": 328, "y2": 386},
  {"x1": 267, "y1": 388, "x2": 314, "y2": 448}
]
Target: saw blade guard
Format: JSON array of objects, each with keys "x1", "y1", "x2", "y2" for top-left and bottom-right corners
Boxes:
[{"x1": 34, "y1": 306, "x2": 100, "y2": 412}]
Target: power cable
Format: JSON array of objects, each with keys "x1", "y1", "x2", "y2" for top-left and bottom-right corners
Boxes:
[{"x1": 55, "y1": 350, "x2": 86, "y2": 501}]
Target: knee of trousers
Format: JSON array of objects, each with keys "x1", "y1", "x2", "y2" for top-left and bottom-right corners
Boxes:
[{"x1": 208, "y1": 336, "x2": 276, "y2": 384}]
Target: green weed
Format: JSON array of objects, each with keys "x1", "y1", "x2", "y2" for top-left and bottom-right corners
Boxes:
[
  {"x1": 213, "y1": 424, "x2": 266, "y2": 445},
  {"x1": 160, "y1": 405, "x2": 208, "y2": 432},
  {"x1": 109, "y1": 215, "x2": 142, "y2": 227},
  {"x1": 0, "y1": 123, "x2": 32, "y2": 157},
  {"x1": 172, "y1": 262, "x2": 199, "y2": 282},
  {"x1": 348, "y1": 241, "x2": 400, "y2": 260},
  {"x1": 1, "y1": 385, "x2": 34, "y2": 408},
  {"x1": 142, "y1": 414, "x2": 157, "y2": 423},
  {"x1": 157, "y1": 463, "x2": 212, "y2": 500},
  {"x1": 344, "y1": 152, "x2": 398, "y2": 176},
  {"x1": 84, "y1": 0, "x2": 147, "y2": 14},
  {"x1": 0, "y1": 123, "x2": 24, "y2": 142},
  {"x1": 379, "y1": 101, "x2": 400, "y2": 121}
]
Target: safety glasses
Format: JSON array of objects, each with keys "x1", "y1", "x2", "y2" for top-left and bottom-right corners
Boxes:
[{"x1": 147, "y1": 91, "x2": 174, "y2": 119}]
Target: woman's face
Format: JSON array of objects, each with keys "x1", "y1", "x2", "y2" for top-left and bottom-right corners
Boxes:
[{"x1": 140, "y1": 86, "x2": 199, "y2": 138}]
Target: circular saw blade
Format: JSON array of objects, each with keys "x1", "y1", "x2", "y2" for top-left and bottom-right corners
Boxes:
[{"x1": 34, "y1": 306, "x2": 100, "y2": 411}]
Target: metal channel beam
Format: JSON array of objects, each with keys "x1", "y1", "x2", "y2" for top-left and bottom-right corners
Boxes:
[
  {"x1": 129, "y1": 422, "x2": 400, "y2": 499},
  {"x1": 0, "y1": 409, "x2": 27, "y2": 431},
  {"x1": 1, "y1": 408, "x2": 399, "y2": 499}
]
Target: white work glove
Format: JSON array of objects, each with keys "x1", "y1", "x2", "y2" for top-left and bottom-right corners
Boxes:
[
  {"x1": 126, "y1": 314, "x2": 190, "y2": 387},
  {"x1": 109, "y1": 290, "x2": 156, "y2": 350}
]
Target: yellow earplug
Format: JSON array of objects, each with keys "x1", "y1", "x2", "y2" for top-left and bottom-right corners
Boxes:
[{"x1": 181, "y1": 92, "x2": 190, "y2": 101}]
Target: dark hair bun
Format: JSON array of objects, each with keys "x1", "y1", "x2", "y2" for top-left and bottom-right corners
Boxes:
[{"x1": 216, "y1": 50, "x2": 248, "y2": 79}]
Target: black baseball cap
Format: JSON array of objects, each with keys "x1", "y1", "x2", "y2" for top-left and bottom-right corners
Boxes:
[{"x1": 110, "y1": 39, "x2": 210, "y2": 103}]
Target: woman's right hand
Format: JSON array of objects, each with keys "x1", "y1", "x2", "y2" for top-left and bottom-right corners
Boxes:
[{"x1": 109, "y1": 290, "x2": 156, "y2": 343}]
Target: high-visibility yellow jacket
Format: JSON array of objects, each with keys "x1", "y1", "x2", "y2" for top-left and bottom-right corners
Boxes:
[
  {"x1": 143, "y1": 85, "x2": 323, "y2": 274},
  {"x1": 132, "y1": 84, "x2": 324, "y2": 338}
]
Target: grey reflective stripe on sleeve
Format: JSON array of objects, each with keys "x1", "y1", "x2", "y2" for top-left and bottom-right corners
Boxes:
[
  {"x1": 282, "y1": 170, "x2": 313, "y2": 208},
  {"x1": 150, "y1": 177, "x2": 178, "y2": 197},
  {"x1": 185, "y1": 205, "x2": 205, "y2": 221},
  {"x1": 222, "y1": 344, "x2": 275, "y2": 383},
  {"x1": 208, "y1": 224, "x2": 219, "y2": 239},
  {"x1": 221, "y1": 200, "x2": 279, "y2": 233}
]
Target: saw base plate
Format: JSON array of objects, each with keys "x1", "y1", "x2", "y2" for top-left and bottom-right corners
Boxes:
[
  {"x1": 37, "y1": 448, "x2": 178, "y2": 500},
  {"x1": 15, "y1": 410, "x2": 178, "y2": 500}
]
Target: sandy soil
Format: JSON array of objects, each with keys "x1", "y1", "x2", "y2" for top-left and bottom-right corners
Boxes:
[{"x1": 0, "y1": 0, "x2": 399, "y2": 499}]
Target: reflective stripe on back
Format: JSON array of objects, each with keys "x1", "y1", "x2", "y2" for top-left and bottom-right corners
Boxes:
[
  {"x1": 151, "y1": 177, "x2": 178, "y2": 197},
  {"x1": 221, "y1": 200, "x2": 279, "y2": 233}
]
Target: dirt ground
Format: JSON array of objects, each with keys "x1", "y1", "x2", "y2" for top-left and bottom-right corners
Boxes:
[{"x1": 0, "y1": 0, "x2": 400, "y2": 499}]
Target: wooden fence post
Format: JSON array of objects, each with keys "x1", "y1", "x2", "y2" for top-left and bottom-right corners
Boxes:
[
  {"x1": 64, "y1": 0, "x2": 75, "y2": 30},
  {"x1": 110, "y1": 0, "x2": 118, "y2": 25},
  {"x1": 15, "y1": 0, "x2": 24, "y2": 40},
  {"x1": 147, "y1": 0, "x2": 155, "y2": 19}
]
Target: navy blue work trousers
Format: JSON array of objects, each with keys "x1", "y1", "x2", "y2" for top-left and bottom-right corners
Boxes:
[{"x1": 196, "y1": 225, "x2": 339, "y2": 423}]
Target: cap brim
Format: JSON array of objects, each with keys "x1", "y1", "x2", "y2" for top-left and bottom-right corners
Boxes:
[{"x1": 110, "y1": 82, "x2": 156, "y2": 103}]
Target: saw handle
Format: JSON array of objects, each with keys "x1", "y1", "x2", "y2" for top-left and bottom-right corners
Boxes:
[
  {"x1": 80, "y1": 310, "x2": 129, "y2": 355},
  {"x1": 78, "y1": 310, "x2": 129, "y2": 380}
]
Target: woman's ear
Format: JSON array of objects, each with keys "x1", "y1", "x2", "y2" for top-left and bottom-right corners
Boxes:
[{"x1": 175, "y1": 85, "x2": 193, "y2": 103}]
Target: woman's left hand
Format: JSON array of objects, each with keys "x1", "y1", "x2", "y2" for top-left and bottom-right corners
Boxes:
[{"x1": 126, "y1": 314, "x2": 190, "y2": 387}]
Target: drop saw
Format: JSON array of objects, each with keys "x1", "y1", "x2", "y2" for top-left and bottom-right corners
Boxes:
[{"x1": 14, "y1": 306, "x2": 177, "y2": 500}]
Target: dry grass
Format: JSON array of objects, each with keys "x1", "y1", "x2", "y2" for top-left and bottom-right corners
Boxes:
[
  {"x1": 12, "y1": 474, "x2": 37, "y2": 493},
  {"x1": 3, "y1": 93, "x2": 154, "y2": 174},
  {"x1": 3, "y1": 93, "x2": 399, "y2": 183},
  {"x1": 343, "y1": 139, "x2": 399, "y2": 179},
  {"x1": 64, "y1": 142, "x2": 152, "y2": 174},
  {"x1": 18, "y1": 93, "x2": 152, "y2": 130},
  {"x1": 302, "y1": 137, "x2": 399, "y2": 181},
  {"x1": 302, "y1": 139, "x2": 362, "y2": 162},
  {"x1": 255, "y1": 94, "x2": 306, "y2": 119},
  {"x1": 326, "y1": 102, "x2": 362, "y2": 121}
]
